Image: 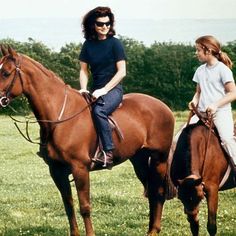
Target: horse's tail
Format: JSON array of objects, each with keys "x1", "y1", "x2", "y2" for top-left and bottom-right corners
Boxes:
[{"x1": 165, "y1": 174, "x2": 177, "y2": 200}]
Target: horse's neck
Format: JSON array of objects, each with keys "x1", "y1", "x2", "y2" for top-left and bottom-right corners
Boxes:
[
  {"x1": 190, "y1": 127, "x2": 206, "y2": 177},
  {"x1": 23, "y1": 61, "x2": 68, "y2": 121},
  {"x1": 26, "y1": 85, "x2": 65, "y2": 121}
]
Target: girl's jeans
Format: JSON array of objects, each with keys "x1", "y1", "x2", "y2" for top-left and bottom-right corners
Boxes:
[{"x1": 213, "y1": 109, "x2": 236, "y2": 165}]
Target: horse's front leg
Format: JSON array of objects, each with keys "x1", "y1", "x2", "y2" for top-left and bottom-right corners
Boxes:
[
  {"x1": 186, "y1": 212, "x2": 199, "y2": 236},
  {"x1": 49, "y1": 163, "x2": 79, "y2": 236},
  {"x1": 71, "y1": 162, "x2": 94, "y2": 236},
  {"x1": 205, "y1": 186, "x2": 218, "y2": 236},
  {"x1": 146, "y1": 152, "x2": 167, "y2": 236}
]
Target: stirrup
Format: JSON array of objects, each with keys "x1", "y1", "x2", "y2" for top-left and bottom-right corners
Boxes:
[{"x1": 102, "y1": 150, "x2": 108, "y2": 167}]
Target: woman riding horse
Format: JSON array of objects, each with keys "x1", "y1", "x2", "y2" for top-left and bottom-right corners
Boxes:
[{"x1": 79, "y1": 7, "x2": 127, "y2": 169}]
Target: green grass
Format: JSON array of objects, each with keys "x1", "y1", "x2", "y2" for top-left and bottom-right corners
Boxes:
[{"x1": 0, "y1": 114, "x2": 235, "y2": 236}]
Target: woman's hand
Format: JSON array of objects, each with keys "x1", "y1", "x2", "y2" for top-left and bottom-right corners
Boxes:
[
  {"x1": 206, "y1": 103, "x2": 217, "y2": 115},
  {"x1": 92, "y1": 87, "x2": 108, "y2": 99},
  {"x1": 79, "y1": 88, "x2": 90, "y2": 94}
]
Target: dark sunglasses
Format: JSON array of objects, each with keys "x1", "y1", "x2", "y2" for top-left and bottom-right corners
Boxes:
[{"x1": 95, "y1": 21, "x2": 110, "y2": 27}]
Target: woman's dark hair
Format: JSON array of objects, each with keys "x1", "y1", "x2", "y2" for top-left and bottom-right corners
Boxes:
[{"x1": 82, "y1": 6, "x2": 116, "y2": 40}]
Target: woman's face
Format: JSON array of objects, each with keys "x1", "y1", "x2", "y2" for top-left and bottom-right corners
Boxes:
[
  {"x1": 195, "y1": 43, "x2": 209, "y2": 63},
  {"x1": 95, "y1": 16, "x2": 111, "y2": 39}
]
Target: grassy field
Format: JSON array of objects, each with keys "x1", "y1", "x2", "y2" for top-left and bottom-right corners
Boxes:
[{"x1": 0, "y1": 113, "x2": 235, "y2": 236}]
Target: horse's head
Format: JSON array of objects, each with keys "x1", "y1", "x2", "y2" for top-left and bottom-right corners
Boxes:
[
  {"x1": 177, "y1": 175, "x2": 205, "y2": 215},
  {"x1": 0, "y1": 45, "x2": 23, "y2": 107}
]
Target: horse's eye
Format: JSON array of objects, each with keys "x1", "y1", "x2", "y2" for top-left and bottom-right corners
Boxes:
[{"x1": 1, "y1": 70, "x2": 10, "y2": 78}]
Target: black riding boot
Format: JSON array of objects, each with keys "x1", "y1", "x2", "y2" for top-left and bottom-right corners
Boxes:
[{"x1": 92, "y1": 150, "x2": 113, "y2": 170}]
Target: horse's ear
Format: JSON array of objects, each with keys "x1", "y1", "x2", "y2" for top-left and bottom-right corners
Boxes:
[
  {"x1": 0, "y1": 45, "x2": 8, "y2": 56},
  {"x1": 7, "y1": 46, "x2": 17, "y2": 57},
  {"x1": 177, "y1": 179, "x2": 184, "y2": 186}
]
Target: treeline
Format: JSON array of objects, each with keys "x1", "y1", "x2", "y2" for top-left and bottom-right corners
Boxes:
[{"x1": 1, "y1": 37, "x2": 236, "y2": 113}]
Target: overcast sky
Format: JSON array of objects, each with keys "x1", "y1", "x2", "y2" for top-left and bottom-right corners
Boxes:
[{"x1": 1, "y1": 0, "x2": 236, "y2": 20}]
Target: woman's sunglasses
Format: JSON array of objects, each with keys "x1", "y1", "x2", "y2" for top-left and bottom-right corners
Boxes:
[{"x1": 95, "y1": 21, "x2": 111, "y2": 27}]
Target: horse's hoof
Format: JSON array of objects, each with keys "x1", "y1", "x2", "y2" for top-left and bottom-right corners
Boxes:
[{"x1": 147, "y1": 231, "x2": 158, "y2": 236}]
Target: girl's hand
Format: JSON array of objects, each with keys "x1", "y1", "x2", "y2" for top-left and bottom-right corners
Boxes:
[
  {"x1": 188, "y1": 101, "x2": 196, "y2": 110},
  {"x1": 92, "y1": 87, "x2": 108, "y2": 99},
  {"x1": 206, "y1": 103, "x2": 217, "y2": 115}
]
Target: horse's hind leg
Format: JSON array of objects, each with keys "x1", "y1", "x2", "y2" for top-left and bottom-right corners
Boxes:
[
  {"x1": 48, "y1": 162, "x2": 79, "y2": 236},
  {"x1": 129, "y1": 149, "x2": 150, "y2": 195},
  {"x1": 146, "y1": 150, "x2": 168, "y2": 236}
]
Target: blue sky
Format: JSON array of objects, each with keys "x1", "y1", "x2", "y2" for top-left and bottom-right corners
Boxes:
[{"x1": 1, "y1": 0, "x2": 236, "y2": 20}]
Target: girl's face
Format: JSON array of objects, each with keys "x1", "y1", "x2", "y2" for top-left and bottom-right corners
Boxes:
[
  {"x1": 195, "y1": 44, "x2": 209, "y2": 63},
  {"x1": 95, "y1": 16, "x2": 111, "y2": 40}
]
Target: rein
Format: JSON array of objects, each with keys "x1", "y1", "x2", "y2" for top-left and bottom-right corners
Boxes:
[
  {"x1": 189, "y1": 103, "x2": 214, "y2": 175},
  {"x1": 8, "y1": 94, "x2": 96, "y2": 145},
  {"x1": 189, "y1": 102, "x2": 213, "y2": 129}
]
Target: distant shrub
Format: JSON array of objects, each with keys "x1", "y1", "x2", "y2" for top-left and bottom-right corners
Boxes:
[{"x1": 1, "y1": 37, "x2": 236, "y2": 112}]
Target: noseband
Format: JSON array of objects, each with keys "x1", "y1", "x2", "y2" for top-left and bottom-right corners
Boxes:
[{"x1": 0, "y1": 56, "x2": 22, "y2": 107}]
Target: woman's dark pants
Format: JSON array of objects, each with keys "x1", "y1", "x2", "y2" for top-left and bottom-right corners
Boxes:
[{"x1": 92, "y1": 87, "x2": 123, "y2": 151}]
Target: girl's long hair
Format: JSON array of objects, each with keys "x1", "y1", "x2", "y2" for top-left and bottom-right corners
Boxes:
[
  {"x1": 196, "y1": 35, "x2": 233, "y2": 69},
  {"x1": 82, "y1": 6, "x2": 115, "y2": 40}
]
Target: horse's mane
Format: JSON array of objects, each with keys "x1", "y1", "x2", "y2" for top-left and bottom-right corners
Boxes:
[
  {"x1": 171, "y1": 123, "x2": 200, "y2": 186},
  {"x1": 23, "y1": 55, "x2": 65, "y2": 85}
]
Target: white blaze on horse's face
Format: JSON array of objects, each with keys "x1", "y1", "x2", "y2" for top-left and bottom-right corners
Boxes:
[{"x1": 0, "y1": 63, "x2": 3, "y2": 70}]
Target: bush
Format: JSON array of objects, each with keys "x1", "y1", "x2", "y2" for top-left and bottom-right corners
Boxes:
[{"x1": 1, "y1": 37, "x2": 236, "y2": 112}]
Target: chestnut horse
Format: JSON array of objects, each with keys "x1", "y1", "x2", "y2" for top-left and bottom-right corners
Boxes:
[
  {"x1": 0, "y1": 47, "x2": 175, "y2": 236},
  {"x1": 170, "y1": 120, "x2": 236, "y2": 236}
]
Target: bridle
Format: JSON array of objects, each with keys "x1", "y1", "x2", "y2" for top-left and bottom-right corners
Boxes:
[
  {"x1": 0, "y1": 55, "x2": 23, "y2": 107},
  {"x1": 0, "y1": 54, "x2": 96, "y2": 124}
]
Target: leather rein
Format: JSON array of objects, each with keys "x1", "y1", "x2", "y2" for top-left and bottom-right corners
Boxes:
[{"x1": 188, "y1": 103, "x2": 214, "y2": 175}]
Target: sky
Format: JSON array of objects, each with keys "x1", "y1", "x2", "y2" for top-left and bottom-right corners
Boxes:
[
  {"x1": 1, "y1": 0, "x2": 236, "y2": 20},
  {"x1": 1, "y1": 0, "x2": 236, "y2": 50}
]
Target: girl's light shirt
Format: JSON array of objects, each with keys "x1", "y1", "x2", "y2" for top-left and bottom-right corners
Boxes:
[{"x1": 193, "y1": 61, "x2": 234, "y2": 112}]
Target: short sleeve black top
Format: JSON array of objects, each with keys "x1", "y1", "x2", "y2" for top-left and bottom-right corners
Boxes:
[{"x1": 79, "y1": 36, "x2": 126, "y2": 90}]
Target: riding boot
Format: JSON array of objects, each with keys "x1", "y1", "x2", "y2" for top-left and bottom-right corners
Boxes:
[{"x1": 92, "y1": 150, "x2": 113, "y2": 170}]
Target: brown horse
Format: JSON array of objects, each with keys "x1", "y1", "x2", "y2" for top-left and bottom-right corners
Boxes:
[
  {"x1": 0, "y1": 47, "x2": 175, "y2": 236},
  {"x1": 170, "y1": 120, "x2": 236, "y2": 236}
]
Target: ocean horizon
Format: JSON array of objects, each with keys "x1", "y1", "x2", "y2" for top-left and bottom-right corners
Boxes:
[{"x1": 0, "y1": 18, "x2": 236, "y2": 51}]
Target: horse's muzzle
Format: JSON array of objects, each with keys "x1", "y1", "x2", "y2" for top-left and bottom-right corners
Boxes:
[{"x1": 184, "y1": 206, "x2": 199, "y2": 216}]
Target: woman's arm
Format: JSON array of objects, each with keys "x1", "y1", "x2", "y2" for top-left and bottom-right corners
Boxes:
[
  {"x1": 92, "y1": 60, "x2": 126, "y2": 98},
  {"x1": 79, "y1": 61, "x2": 90, "y2": 93},
  {"x1": 104, "y1": 60, "x2": 126, "y2": 91}
]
